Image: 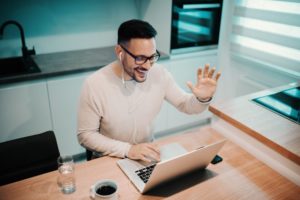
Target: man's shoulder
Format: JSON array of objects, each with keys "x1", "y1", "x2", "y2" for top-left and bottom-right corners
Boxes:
[
  {"x1": 86, "y1": 63, "x2": 113, "y2": 83},
  {"x1": 149, "y1": 63, "x2": 172, "y2": 82},
  {"x1": 150, "y1": 63, "x2": 170, "y2": 76}
]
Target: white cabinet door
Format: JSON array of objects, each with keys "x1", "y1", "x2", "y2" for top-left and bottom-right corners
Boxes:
[
  {"x1": 152, "y1": 60, "x2": 171, "y2": 135},
  {"x1": 167, "y1": 53, "x2": 218, "y2": 129},
  {"x1": 47, "y1": 72, "x2": 92, "y2": 156},
  {"x1": 0, "y1": 81, "x2": 52, "y2": 142}
]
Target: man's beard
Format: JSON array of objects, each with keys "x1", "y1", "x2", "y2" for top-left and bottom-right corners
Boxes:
[{"x1": 123, "y1": 63, "x2": 148, "y2": 83}]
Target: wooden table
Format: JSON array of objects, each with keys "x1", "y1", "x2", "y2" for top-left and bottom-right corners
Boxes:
[{"x1": 0, "y1": 126, "x2": 299, "y2": 199}]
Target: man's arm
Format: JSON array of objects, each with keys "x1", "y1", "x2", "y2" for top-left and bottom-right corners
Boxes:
[
  {"x1": 163, "y1": 63, "x2": 220, "y2": 114},
  {"x1": 77, "y1": 79, "x2": 132, "y2": 158}
]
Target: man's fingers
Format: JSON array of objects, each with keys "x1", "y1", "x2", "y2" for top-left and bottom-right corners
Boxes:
[
  {"x1": 215, "y1": 72, "x2": 221, "y2": 81},
  {"x1": 148, "y1": 153, "x2": 160, "y2": 162},
  {"x1": 141, "y1": 155, "x2": 152, "y2": 163},
  {"x1": 128, "y1": 143, "x2": 162, "y2": 162},
  {"x1": 148, "y1": 144, "x2": 160, "y2": 154},
  {"x1": 197, "y1": 68, "x2": 202, "y2": 80},
  {"x1": 208, "y1": 67, "x2": 216, "y2": 78},
  {"x1": 203, "y1": 64, "x2": 209, "y2": 78},
  {"x1": 145, "y1": 144, "x2": 160, "y2": 155},
  {"x1": 139, "y1": 143, "x2": 160, "y2": 162},
  {"x1": 146, "y1": 144, "x2": 161, "y2": 161},
  {"x1": 142, "y1": 150, "x2": 160, "y2": 162}
]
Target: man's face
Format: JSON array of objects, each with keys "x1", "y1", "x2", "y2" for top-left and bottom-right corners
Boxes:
[{"x1": 120, "y1": 38, "x2": 157, "y2": 83}]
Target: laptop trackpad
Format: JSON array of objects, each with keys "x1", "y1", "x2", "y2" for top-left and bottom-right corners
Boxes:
[
  {"x1": 137, "y1": 143, "x2": 187, "y2": 166},
  {"x1": 160, "y1": 143, "x2": 187, "y2": 161}
]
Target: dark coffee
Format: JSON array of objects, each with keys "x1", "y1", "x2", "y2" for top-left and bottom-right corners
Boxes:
[{"x1": 96, "y1": 185, "x2": 116, "y2": 196}]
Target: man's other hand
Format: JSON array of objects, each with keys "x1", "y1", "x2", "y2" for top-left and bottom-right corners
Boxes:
[{"x1": 127, "y1": 143, "x2": 160, "y2": 163}]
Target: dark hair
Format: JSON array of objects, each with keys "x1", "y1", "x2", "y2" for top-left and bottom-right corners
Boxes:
[{"x1": 117, "y1": 19, "x2": 157, "y2": 44}]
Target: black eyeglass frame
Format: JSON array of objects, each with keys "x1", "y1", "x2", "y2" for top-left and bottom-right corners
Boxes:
[{"x1": 119, "y1": 44, "x2": 160, "y2": 65}]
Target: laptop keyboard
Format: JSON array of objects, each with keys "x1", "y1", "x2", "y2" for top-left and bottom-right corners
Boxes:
[{"x1": 135, "y1": 164, "x2": 156, "y2": 183}]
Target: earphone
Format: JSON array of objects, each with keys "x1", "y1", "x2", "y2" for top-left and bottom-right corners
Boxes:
[
  {"x1": 119, "y1": 52, "x2": 125, "y2": 85},
  {"x1": 119, "y1": 52, "x2": 122, "y2": 61}
]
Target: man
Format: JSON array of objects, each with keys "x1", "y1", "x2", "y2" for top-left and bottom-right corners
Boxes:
[{"x1": 77, "y1": 19, "x2": 220, "y2": 163}]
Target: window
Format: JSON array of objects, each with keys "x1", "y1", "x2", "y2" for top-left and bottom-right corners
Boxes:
[{"x1": 230, "y1": 0, "x2": 300, "y2": 76}]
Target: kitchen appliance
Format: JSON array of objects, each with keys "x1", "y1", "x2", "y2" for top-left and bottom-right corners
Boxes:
[
  {"x1": 171, "y1": 0, "x2": 223, "y2": 54},
  {"x1": 252, "y1": 86, "x2": 300, "y2": 124}
]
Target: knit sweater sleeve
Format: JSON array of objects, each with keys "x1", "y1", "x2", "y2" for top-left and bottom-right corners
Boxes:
[
  {"x1": 77, "y1": 78, "x2": 131, "y2": 158},
  {"x1": 163, "y1": 68, "x2": 210, "y2": 114}
]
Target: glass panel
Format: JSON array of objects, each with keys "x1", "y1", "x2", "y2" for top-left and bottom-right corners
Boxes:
[
  {"x1": 252, "y1": 87, "x2": 300, "y2": 124},
  {"x1": 171, "y1": 0, "x2": 222, "y2": 51}
]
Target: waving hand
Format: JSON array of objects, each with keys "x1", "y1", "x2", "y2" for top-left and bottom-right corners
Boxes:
[{"x1": 186, "y1": 64, "x2": 221, "y2": 101}]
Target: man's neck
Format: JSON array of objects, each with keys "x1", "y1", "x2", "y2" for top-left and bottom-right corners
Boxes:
[{"x1": 112, "y1": 61, "x2": 131, "y2": 81}]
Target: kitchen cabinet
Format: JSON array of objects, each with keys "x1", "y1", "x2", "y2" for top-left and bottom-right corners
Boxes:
[
  {"x1": 0, "y1": 80, "x2": 52, "y2": 143},
  {"x1": 47, "y1": 72, "x2": 92, "y2": 156},
  {"x1": 152, "y1": 60, "x2": 171, "y2": 135}
]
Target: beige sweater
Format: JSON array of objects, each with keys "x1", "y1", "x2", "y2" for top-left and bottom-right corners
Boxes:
[{"x1": 77, "y1": 61, "x2": 210, "y2": 158}]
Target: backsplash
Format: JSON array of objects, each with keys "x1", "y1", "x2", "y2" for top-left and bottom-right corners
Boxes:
[{"x1": 0, "y1": 0, "x2": 139, "y2": 58}]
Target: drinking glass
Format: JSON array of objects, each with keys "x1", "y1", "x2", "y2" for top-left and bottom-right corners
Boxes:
[{"x1": 57, "y1": 155, "x2": 76, "y2": 194}]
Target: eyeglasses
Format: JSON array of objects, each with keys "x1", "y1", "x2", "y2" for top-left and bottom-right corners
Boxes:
[{"x1": 120, "y1": 45, "x2": 160, "y2": 65}]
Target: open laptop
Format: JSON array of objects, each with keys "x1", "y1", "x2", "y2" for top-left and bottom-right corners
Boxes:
[{"x1": 117, "y1": 139, "x2": 226, "y2": 193}]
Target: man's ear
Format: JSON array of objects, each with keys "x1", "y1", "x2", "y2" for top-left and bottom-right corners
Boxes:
[{"x1": 115, "y1": 45, "x2": 122, "y2": 60}]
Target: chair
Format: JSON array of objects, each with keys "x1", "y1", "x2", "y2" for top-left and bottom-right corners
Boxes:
[
  {"x1": 85, "y1": 148, "x2": 102, "y2": 161},
  {"x1": 0, "y1": 130, "x2": 60, "y2": 185},
  {"x1": 86, "y1": 149, "x2": 93, "y2": 161}
]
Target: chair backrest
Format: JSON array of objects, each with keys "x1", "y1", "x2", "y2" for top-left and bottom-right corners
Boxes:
[
  {"x1": 86, "y1": 149, "x2": 93, "y2": 161},
  {"x1": 0, "y1": 130, "x2": 60, "y2": 185},
  {"x1": 85, "y1": 148, "x2": 102, "y2": 161}
]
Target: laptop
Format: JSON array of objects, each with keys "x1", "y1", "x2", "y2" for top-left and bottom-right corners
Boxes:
[{"x1": 117, "y1": 139, "x2": 226, "y2": 193}]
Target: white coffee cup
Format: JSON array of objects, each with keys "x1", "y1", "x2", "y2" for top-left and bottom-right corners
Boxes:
[{"x1": 90, "y1": 179, "x2": 118, "y2": 200}]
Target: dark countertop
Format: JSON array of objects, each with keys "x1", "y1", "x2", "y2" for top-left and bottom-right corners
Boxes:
[{"x1": 0, "y1": 46, "x2": 169, "y2": 85}]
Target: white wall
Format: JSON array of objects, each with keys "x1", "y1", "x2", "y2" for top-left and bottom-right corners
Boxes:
[
  {"x1": 214, "y1": 0, "x2": 235, "y2": 101},
  {"x1": 138, "y1": 0, "x2": 172, "y2": 54}
]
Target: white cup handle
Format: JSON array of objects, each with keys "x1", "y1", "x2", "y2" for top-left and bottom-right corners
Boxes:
[{"x1": 90, "y1": 185, "x2": 95, "y2": 199}]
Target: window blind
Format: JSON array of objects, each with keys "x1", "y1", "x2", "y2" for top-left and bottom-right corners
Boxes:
[{"x1": 230, "y1": 0, "x2": 300, "y2": 75}]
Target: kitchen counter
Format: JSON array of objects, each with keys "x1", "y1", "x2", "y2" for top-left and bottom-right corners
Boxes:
[
  {"x1": 0, "y1": 46, "x2": 169, "y2": 84},
  {"x1": 209, "y1": 82, "x2": 300, "y2": 165}
]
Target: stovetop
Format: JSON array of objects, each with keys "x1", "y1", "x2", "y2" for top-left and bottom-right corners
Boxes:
[{"x1": 252, "y1": 86, "x2": 300, "y2": 124}]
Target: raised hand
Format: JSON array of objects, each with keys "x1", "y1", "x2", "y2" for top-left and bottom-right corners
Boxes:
[{"x1": 186, "y1": 64, "x2": 221, "y2": 101}]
